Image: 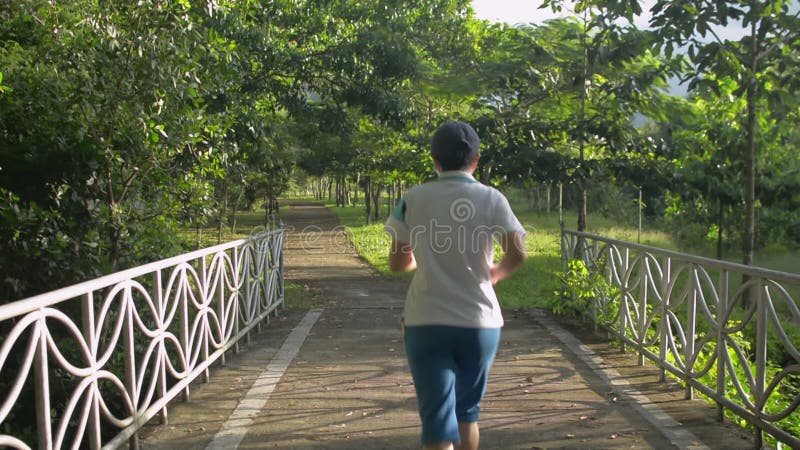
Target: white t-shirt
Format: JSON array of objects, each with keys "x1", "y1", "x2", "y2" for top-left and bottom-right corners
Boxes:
[{"x1": 384, "y1": 171, "x2": 526, "y2": 328}]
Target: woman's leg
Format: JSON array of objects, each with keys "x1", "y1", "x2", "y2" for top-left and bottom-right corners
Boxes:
[
  {"x1": 455, "y1": 422, "x2": 479, "y2": 450},
  {"x1": 405, "y1": 326, "x2": 461, "y2": 446},
  {"x1": 453, "y1": 328, "x2": 501, "y2": 450},
  {"x1": 425, "y1": 443, "x2": 454, "y2": 450}
]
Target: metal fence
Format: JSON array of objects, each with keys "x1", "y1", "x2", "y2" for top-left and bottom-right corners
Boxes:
[
  {"x1": 561, "y1": 229, "x2": 800, "y2": 448},
  {"x1": 0, "y1": 228, "x2": 284, "y2": 449}
]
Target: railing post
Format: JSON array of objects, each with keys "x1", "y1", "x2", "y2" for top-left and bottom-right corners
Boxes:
[
  {"x1": 81, "y1": 293, "x2": 102, "y2": 447},
  {"x1": 215, "y1": 253, "x2": 226, "y2": 367},
  {"x1": 716, "y1": 269, "x2": 728, "y2": 422},
  {"x1": 257, "y1": 239, "x2": 266, "y2": 331},
  {"x1": 34, "y1": 313, "x2": 53, "y2": 450},
  {"x1": 201, "y1": 256, "x2": 210, "y2": 383},
  {"x1": 180, "y1": 266, "x2": 191, "y2": 402},
  {"x1": 264, "y1": 238, "x2": 272, "y2": 325},
  {"x1": 233, "y1": 246, "x2": 241, "y2": 355},
  {"x1": 278, "y1": 228, "x2": 285, "y2": 313},
  {"x1": 754, "y1": 278, "x2": 766, "y2": 449},
  {"x1": 122, "y1": 286, "x2": 140, "y2": 450},
  {"x1": 685, "y1": 264, "x2": 697, "y2": 400},
  {"x1": 658, "y1": 258, "x2": 670, "y2": 381},
  {"x1": 244, "y1": 241, "x2": 253, "y2": 344},
  {"x1": 152, "y1": 271, "x2": 169, "y2": 425},
  {"x1": 638, "y1": 254, "x2": 648, "y2": 366},
  {"x1": 619, "y1": 247, "x2": 629, "y2": 353}
]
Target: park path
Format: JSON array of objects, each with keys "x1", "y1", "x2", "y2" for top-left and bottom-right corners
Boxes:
[{"x1": 140, "y1": 201, "x2": 753, "y2": 449}]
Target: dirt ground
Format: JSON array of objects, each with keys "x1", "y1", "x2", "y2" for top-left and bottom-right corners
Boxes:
[{"x1": 139, "y1": 201, "x2": 755, "y2": 450}]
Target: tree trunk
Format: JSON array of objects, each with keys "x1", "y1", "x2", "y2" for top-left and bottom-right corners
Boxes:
[
  {"x1": 353, "y1": 173, "x2": 360, "y2": 206},
  {"x1": 218, "y1": 181, "x2": 228, "y2": 244},
  {"x1": 364, "y1": 177, "x2": 372, "y2": 223},
  {"x1": 372, "y1": 184, "x2": 382, "y2": 222},
  {"x1": 536, "y1": 185, "x2": 541, "y2": 215},
  {"x1": 109, "y1": 220, "x2": 122, "y2": 271},
  {"x1": 386, "y1": 183, "x2": 393, "y2": 218},
  {"x1": 577, "y1": 9, "x2": 589, "y2": 234},
  {"x1": 339, "y1": 179, "x2": 342, "y2": 206},
  {"x1": 742, "y1": 20, "x2": 758, "y2": 308},
  {"x1": 546, "y1": 184, "x2": 551, "y2": 215},
  {"x1": 230, "y1": 188, "x2": 244, "y2": 234},
  {"x1": 264, "y1": 192, "x2": 272, "y2": 227}
]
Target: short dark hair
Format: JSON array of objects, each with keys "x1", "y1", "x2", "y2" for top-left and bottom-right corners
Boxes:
[{"x1": 431, "y1": 121, "x2": 480, "y2": 171}]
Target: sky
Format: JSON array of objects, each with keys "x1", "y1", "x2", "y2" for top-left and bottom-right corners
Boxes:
[
  {"x1": 471, "y1": 0, "x2": 653, "y2": 28},
  {"x1": 471, "y1": 0, "x2": 800, "y2": 41},
  {"x1": 469, "y1": 1, "x2": 797, "y2": 97}
]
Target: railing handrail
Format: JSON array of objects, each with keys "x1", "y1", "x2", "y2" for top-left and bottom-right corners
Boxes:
[{"x1": 0, "y1": 230, "x2": 277, "y2": 320}]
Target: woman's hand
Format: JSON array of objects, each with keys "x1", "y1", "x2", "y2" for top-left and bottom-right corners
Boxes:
[{"x1": 389, "y1": 239, "x2": 417, "y2": 272}]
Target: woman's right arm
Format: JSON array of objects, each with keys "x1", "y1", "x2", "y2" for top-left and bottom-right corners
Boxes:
[
  {"x1": 490, "y1": 231, "x2": 527, "y2": 284},
  {"x1": 389, "y1": 239, "x2": 417, "y2": 272}
]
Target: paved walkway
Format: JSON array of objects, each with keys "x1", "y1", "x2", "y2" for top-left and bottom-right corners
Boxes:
[{"x1": 140, "y1": 201, "x2": 754, "y2": 449}]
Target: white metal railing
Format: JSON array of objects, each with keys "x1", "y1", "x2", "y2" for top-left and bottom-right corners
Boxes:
[
  {"x1": 0, "y1": 228, "x2": 284, "y2": 449},
  {"x1": 561, "y1": 229, "x2": 800, "y2": 449}
]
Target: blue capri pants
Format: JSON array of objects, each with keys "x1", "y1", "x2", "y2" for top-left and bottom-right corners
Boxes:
[{"x1": 404, "y1": 325, "x2": 501, "y2": 445}]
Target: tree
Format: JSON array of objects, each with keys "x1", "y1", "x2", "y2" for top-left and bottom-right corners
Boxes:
[
  {"x1": 0, "y1": 1, "x2": 225, "y2": 296},
  {"x1": 464, "y1": 12, "x2": 671, "y2": 233},
  {"x1": 648, "y1": 0, "x2": 800, "y2": 268}
]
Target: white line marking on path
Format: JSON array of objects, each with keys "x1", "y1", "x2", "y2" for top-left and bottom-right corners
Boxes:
[
  {"x1": 206, "y1": 309, "x2": 323, "y2": 450},
  {"x1": 531, "y1": 311, "x2": 710, "y2": 450}
]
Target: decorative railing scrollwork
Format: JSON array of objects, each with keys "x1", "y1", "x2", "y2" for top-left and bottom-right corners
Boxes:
[
  {"x1": 562, "y1": 229, "x2": 800, "y2": 448},
  {"x1": 0, "y1": 228, "x2": 284, "y2": 449}
]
